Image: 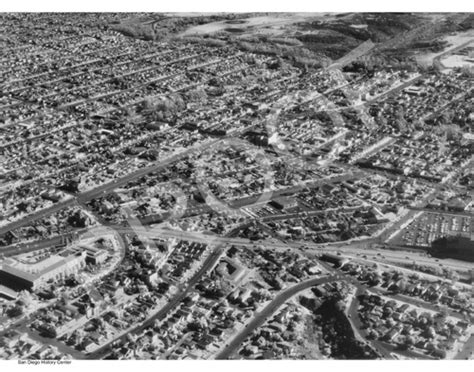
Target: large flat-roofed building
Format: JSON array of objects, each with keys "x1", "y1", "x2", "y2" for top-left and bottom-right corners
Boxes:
[
  {"x1": 0, "y1": 284, "x2": 18, "y2": 300},
  {"x1": 82, "y1": 245, "x2": 108, "y2": 266},
  {"x1": 0, "y1": 249, "x2": 87, "y2": 291},
  {"x1": 270, "y1": 196, "x2": 299, "y2": 211},
  {"x1": 0, "y1": 265, "x2": 36, "y2": 292}
]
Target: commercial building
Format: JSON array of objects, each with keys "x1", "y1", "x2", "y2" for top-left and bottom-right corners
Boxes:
[
  {"x1": 83, "y1": 245, "x2": 108, "y2": 265},
  {"x1": 0, "y1": 249, "x2": 87, "y2": 291},
  {"x1": 270, "y1": 196, "x2": 299, "y2": 211},
  {"x1": 0, "y1": 284, "x2": 18, "y2": 300}
]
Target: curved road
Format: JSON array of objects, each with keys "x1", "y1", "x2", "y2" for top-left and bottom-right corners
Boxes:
[
  {"x1": 86, "y1": 245, "x2": 225, "y2": 359},
  {"x1": 0, "y1": 138, "x2": 221, "y2": 237},
  {"x1": 215, "y1": 274, "x2": 342, "y2": 360}
]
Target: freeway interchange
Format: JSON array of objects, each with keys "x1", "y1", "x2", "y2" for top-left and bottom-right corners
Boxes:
[
  {"x1": 1, "y1": 13, "x2": 473, "y2": 361},
  {"x1": 1, "y1": 124, "x2": 472, "y2": 361}
]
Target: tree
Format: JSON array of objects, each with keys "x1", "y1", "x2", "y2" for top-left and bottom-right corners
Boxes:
[
  {"x1": 437, "y1": 124, "x2": 462, "y2": 142},
  {"x1": 395, "y1": 107, "x2": 408, "y2": 132},
  {"x1": 6, "y1": 306, "x2": 23, "y2": 318},
  {"x1": 185, "y1": 86, "x2": 207, "y2": 103},
  {"x1": 40, "y1": 325, "x2": 57, "y2": 339},
  {"x1": 460, "y1": 65, "x2": 474, "y2": 78}
]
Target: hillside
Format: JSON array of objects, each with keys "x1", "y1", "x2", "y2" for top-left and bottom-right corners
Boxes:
[{"x1": 107, "y1": 13, "x2": 474, "y2": 70}]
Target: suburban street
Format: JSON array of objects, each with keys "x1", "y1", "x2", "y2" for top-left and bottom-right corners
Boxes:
[
  {"x1": 0, "y1": 12, "x2": 472, "y2": 362},
  {"x1": 215, "y1": 275, "x2": 343, "y2": 360}
]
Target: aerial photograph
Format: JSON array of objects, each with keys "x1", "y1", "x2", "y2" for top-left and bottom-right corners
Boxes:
[{"x1": 0, "y1": 7, "x2": 473, "y2": 363}]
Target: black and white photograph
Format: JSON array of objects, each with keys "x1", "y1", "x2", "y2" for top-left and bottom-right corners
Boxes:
[{"x1": 0, "y1": 0, "x2": 473, "y2": 367}]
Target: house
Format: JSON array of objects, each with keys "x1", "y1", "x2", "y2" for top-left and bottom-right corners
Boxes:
[{"x1": 384, "y1": 327, "x2": 401, "y2": 342}]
